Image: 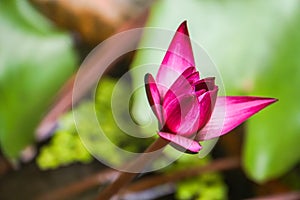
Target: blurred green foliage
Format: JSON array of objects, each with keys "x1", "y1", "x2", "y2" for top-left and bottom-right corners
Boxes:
[
  {"x1": 37, "y1": 113, "x2": 92, "y2": 170},
  {"x1": 95, "y1": 78, "x2": 152, "y2": 153},
  {"x1": 130, "y1": 0, "x2": 300, "y2": 182},
  {"x1": 165, "y1": 154, "x2": 227, "y2": 200},
  {"x1": 37, "y1": 78, "x2": 151, "y2": 169},
  {"x1": 177, "y1": 173, "x2": 227, "y2": 200},
  {"x1": 0, "y1": 0, "x2": 77, "y2": 158}
]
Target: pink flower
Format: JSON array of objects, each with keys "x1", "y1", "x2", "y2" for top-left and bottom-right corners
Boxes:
[{"x1": 144, "y1": 21, "x2": 277, "y2": 153}]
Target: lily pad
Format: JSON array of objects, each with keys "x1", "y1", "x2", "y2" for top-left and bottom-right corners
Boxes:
[
  {"x1": 0, "y1": 0, "x2": 76, "y2": 158},
  {"x1": 244, "y1": 10, "x2": 300, "y2": 182}
]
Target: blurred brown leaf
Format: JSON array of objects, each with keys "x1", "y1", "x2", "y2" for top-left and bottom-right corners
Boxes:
[
  {"x1": 35, "y1": 5, "x2": 150, "y2": 140},
  {"x1": 30, "y1": 0, "x2": 154, "y2": 44}
]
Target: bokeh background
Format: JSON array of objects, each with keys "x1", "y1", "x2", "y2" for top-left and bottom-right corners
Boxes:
[{"x1": 0, "y1": 0, "x2": 299, "y2": 199}]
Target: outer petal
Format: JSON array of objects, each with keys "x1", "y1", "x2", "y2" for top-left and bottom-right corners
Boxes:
[
  {"x1": 158, "y1": 131, "x2": 202, "y2": 153},
  {"x1": 197, "y1": 96, "x2": 278, "y2": 141},
  {"x1": 144, "y1": 73, "x2": 163, "y2": 125},
  {"x1": 163, "y1": 94, "x2": 200, "y2": 137},
  {"x1": 156, "y1": 21, "x2": 196, "y2": 90}
]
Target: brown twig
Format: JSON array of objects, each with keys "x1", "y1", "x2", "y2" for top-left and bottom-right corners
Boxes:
[
  {"x1": 35, "y1": 169, "x2": 119, "y2": 200},
  {"x1": 0, "y1": 155, "x2": 12, "y2": 176},
  {"x1": 36, "y1": 156, "x2": 240, "y2": 200},
  {"x1": 95, "y1": 137, "x2": 169, "y2": 200},
  {"x1": 120, "y1": 156, "x2": 240, "y2": 197},
  {"x1": 245, "y1": 191, "x2": 300, "y2": 200}
]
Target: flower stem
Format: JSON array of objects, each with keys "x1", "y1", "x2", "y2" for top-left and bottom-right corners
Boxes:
[{"x1": 95, "y1": 137, "x2": 168, "y2": 200}]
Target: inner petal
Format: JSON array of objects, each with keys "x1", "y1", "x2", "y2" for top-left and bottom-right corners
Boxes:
[
  {"x1": 194, "y1": 77, "x2": 216, "y2": 92},
  {"x1": 163, "y1": 94, "x2": 200, "y2": 137},
  {"x1": 197, "y1": 86, "x2": 218, "y2": 130}
]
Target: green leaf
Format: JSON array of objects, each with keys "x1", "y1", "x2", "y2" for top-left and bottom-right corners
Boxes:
[
  {"x1": 244, "y1": 10, "x2": 300, "y2": 182},
  {"x1": 0, "y1": 1, "x2": 77, "y2": 158},
  {"x1": 130, "y1": 0, "x2": 300, "y2": 182}
]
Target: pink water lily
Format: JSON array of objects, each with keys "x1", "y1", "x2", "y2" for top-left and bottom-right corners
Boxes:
[{"x1": 144, "y1": 21, "x2": 277, "y2": 153}]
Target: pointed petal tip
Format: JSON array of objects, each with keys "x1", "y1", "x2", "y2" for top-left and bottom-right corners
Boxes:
[
  {"x1": 177, "y1": 20, "x2": 189, "y2": 36},
  {"x1": 144, "y1": 73, "x2": 150, "y2": 81},
  {"x1": 144, "y1": 74, "x2": 148, "y2": 83},
  {"x1": 157, "y1": 21, "x2": 195, "y2": 85},
  {"x1": 196, "y1": 96, "x2": 278, "y2": 141},
  {"x1": 144, "y1": 73, "x2": 154, "y2": 84},
  {"x1": 270, "y1": 98, "x2": 278, "y2": 103},
  {"x1": 250, "y1": 96, "x2": 278, "y2": 105},
  {"x1": 263, "y1": 97, "x2": 278, "y2": 106}
]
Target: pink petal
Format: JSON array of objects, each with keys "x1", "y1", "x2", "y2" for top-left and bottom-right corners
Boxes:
[
  {"x1": 186, "y1": 71, "x2": 200, "y2": 84},
  {"x1": 158, "y1": 131, "x2": 202, "y2": 153},
  {"x1": 197, "y1": 86, "x2": 218, "y2": 130},
  {"x1": 156, "y1": 21, "x2": 196, "y2": 89},
  {"x1": 197, "y1": 96, "x2": 277, "y2": 141},
  {"x1": 195, "y1": 89, "x2": 206, "y2": 97},
  {"x1": 163, "y1": 94, "x2": 200, "y2": 137},
  {"x1": 181, "y1": 67, "x2": 196, "y2": 80},
  {"x1": 163, "y1": 67, "x2": 195, "y2": 107},
  {"x1": 144, "y1": 73, "x2": 164, "y2": 125},
  {"x1": 194, "y1": 77, "x2": 216, "y2": 92}
]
